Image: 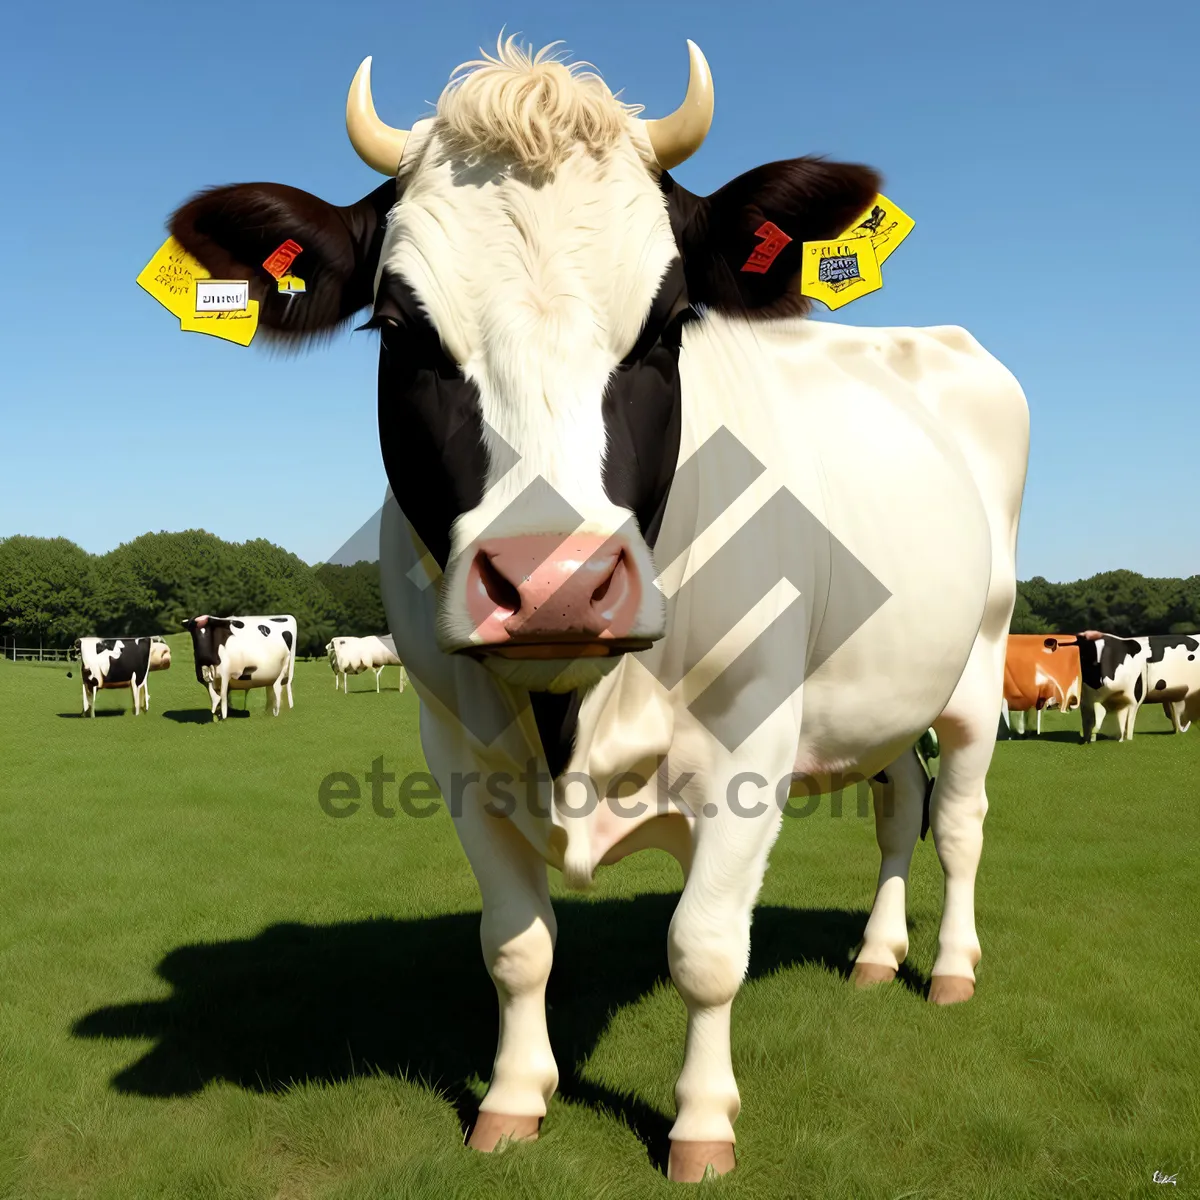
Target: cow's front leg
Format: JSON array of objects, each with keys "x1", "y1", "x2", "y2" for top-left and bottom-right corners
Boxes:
[
  {"x1": 131, "y1": 676, "x2": 142, "y2": 716},
  {"x1": 1118, "y1": 701, "x2": 1139, "y2": 741},
  {"x1": 1010, "y1": 707, "x2": 1026, "y2": 737},
  {"x1": 853, "y1": 749, "x2": 926, "y2": 985},
  {"x1": 1081, "y1": 700, "x2": 1104, "y2": 742},
  {"x1": 667, "y1": 777, "x2": 783, "y2": 1182},
  {"x1": 455, "y1": 798, "x2": 558, "y2": 1151}
]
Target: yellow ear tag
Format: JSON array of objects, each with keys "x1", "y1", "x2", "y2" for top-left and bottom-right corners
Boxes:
[
  {"x1": 136, "y1": 236, "x2": 209, "y2": 320},
  {"x1": 136, "y1": 236, "x2": 258, "y2": 346},
  {"x1": 277, "y1": 274, "x2": 306, "y2": 294},
  {"x1": 842, "y1": 193, "x2": 915, "y2": 265},
  {"x1": 798, "y1": 235, "x2": 882, "y2": 311}
]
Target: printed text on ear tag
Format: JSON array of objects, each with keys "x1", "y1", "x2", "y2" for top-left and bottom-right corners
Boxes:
[
  {"x1": 136, "y1": 235, "x2": 258, "y2": 345},
  {"x1": 841, "y1": 194, "x2": 915, "y2": 265},
  {"x1": 136, "y1": 236, "x2": 210, "y2": 320},
  {"x1": 263, "y1": 240, "x2": 303, "y2": 279},
  {"x1": 798, "y1": 235, "x2": 882, "y2": 311}
]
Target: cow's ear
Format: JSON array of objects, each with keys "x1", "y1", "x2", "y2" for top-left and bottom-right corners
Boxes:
[
  {"x1": 670, "y1": 157, "x2": 882, "y2": 317},
  {"x1": 170, "y1": 181, "x2": 396, "y2": 344}
]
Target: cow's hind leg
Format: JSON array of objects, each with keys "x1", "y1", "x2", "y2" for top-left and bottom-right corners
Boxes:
[
  {"x1": 853, "y1": 748, "x2": 926, "y2": 986},
  {"x1": 927, "y1": 632, "x2": 1006, "y2": 1005},
  {"x1": 374, "y1": 666, "x2": 383, "y2": 693},
  {"x1": 131, "y1": 676, "x2": 142, "y2": 717},
  {"x1": 456, "y1": 799, "x2": 558, "y2": 1152}
]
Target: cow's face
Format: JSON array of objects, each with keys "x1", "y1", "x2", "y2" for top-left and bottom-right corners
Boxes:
[
  {"x1": 149, "y1": 641, "x2": 172, "y2": 671},
  {"x1": 168, "y1": 37, "x2": 880, "y2": 693}
]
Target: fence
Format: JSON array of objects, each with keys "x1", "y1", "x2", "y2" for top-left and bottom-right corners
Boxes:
[{"x1": 1, "y1": 636, "x2": 73, "y2": 663}]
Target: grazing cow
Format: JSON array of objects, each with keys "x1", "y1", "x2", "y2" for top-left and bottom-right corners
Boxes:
[
  {"x1": 1001, "y1": 633, "x2": 1081, "y2": 736},
  {"x1": 166, "y1": 38, "x2": 1029, "y2": 1181},
  {"x1": 1141, "y1": 634, "x2": 1200, "y2": 734},
  {"x1": 180, "y1": 614, "x2": 297, "y2": 719},
  {"x1": 75, "y1": 636, "x2": 171, "y2": 716},
  {"x1": 1045, "y1": 631, "x2": 1149, "y2": 742},
  {"x1": 326, "y1": 634, "x2": 408, "y2": 693}
]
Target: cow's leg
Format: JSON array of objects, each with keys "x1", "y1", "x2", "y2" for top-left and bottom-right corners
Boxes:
[
  {"x1": 1011, "y1": 708, "x2": 1026, "y2": 737},
  {"x1": 142, "y1": 679, "x2": 151, "y2": 712},
  {"x1": 398, "y1": 666, "x2": 408, "y2": 694},
  {"x1": 220, "y1": 672, "x2": 230, "y2": 721},
  {"x1": 285, "y1": 659, "x2": 294, "y2": 709},
  {"x1": 666, "y1": 770, "x2": 786, "y2": 1182},
  {"x1": 455, "y1": 798, "x2": 558, "y2": 1152},
  {"x1": 1119, "y1": 701, "x2": 1139, "y2": 742},
  {"x1": 853, "y1": 748, "x2": 926, "y2": 985},
  {"x1": 131, "y1": 676, "x2": 142, "y2": 717},
  {"x1": 374, "y1": 666, "x2": 383, "y2": 693},
  {"x1": 1082, "y1": 701, "x2": 1104, "y2": 743},
  {"x1": 1036, "y1": 704, "x2": 1043, "y2": 736},
  {"x1": 927, "y1": 632, "x2": 1005, "y2": 1005},
  {"x1": 82, "y1": 679, "x2": 91, "y2": 716}
]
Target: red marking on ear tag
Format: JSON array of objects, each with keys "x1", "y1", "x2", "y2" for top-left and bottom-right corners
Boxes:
[
  {"x1": 263, "y1": 240, "x2": 303, "y2": 280},
  {"x1": 740, "y1": 222, "x2": 792, "y2": 274}
]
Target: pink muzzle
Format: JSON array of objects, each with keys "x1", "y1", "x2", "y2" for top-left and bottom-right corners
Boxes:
[{"x1": 463, "y1": 533, "x2": 646, "y2": 658}]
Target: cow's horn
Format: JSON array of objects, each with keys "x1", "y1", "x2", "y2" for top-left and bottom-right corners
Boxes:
[
  {"x1": 347, "y1": 57, "x2": 410, "y2": 176},
  {"x1": 642, "y1": 41, "x2": 714, "y2": 170}
]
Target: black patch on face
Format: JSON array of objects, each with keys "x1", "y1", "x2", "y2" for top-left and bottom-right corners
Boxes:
[
  {"x1": 372, "y1": 272, "x2": 487, "y2": 571},
  {"x1": 600, "y1": 258, "x2": 693, "y2": 548},
  {"x1": 282, "y1": 631, "x2": 293, "y2": 650},
  {"x1": 183, "y1": 618, "x2": 234, "y2": 683},
  {"x1": 1134, "y1": 674, "x2": 1144, "y2": 701},
  {"x1": 258, "y1": 624, "x2": 271, "y2": 637},
  {"x1": 1147, "y1": 634, "x2": 1199, "y2": 663}
]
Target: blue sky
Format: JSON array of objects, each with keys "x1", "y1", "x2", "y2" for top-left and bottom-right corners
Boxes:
[{"x1": 1, "y1": 0, "x2": 1195, "y2": 580}]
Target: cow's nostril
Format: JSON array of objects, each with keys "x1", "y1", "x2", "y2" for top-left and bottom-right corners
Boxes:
[
  {"x1": 476, "y1": 551, "x2": 521, "y2": 616},
  {"x1": 591, "y1": 552, "x2": 626, "y2": 612}
]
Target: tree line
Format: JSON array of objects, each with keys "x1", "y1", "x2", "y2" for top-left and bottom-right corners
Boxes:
[
  {"x1": 1, "y1": 533, "x2": 1196, "y2": 656},
  {"x1": 0, "y1": 532, "x2": 387, "y2": 658}
]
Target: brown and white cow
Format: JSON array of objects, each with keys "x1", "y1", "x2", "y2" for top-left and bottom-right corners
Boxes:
[
  {"x1": 1001, "y1": 633, "x2": 1081, "y2": 736},
  {"x1": 164, "y1": 38, "x2": 1029, "y2": 1181}
]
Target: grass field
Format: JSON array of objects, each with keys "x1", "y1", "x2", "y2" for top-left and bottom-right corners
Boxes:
[{"x1": 1, "y1": 634, "x2": 1197, "y2": 1199}]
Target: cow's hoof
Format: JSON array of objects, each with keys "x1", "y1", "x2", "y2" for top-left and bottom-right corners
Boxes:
[
  {"x1": 467, "y1": 1112, "x2": 540, "y2": 1152},
  {"x1": 668, "y1": 1140, "x2": 736, "y2": 1182},
  {"x1": 928, "y1": 975, "x2": 975, "y2": 1005},
  {"x1": 851, "y1": 962, "x2": 897, "y2": 989}
]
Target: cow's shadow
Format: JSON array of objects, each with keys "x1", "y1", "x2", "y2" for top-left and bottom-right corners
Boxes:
[
  {"x1": 161, "y1": 709, "x2": 249, "y2": 724},
  {"x1": 72, "y1": 898, "x2": 898, "y2": 1170},
  {"x1": 56, "y1": 710, "x2": 126, "y2": 719}
]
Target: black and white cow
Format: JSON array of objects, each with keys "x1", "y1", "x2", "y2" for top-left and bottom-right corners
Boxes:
[
  {"x1": 326, "y1": 634, "x2": 407, "y2": 693},
  {"x1": 164, "y1": 39, "x2": 1029, "y2": 1181},
  {"x1": 74, "y1": 636, "x2": 171, "y2": 716},
  {"x1": 1046, "y1": 631, "x2": 1149, "y2": 742},
  {"x1": 180, "y1": 614, "x2": 297, "y2": 719},
  {"x1": 1142, "y1": 634, "x2": 1200, "y2": 734}
]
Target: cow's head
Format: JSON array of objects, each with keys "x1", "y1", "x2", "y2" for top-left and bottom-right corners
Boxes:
[
  {"x1": 169, "y1": 37, "x2": 881, "y2": 693},
  {"x1": 148, "y1": 640, "x2": 172, "y2": 671}
]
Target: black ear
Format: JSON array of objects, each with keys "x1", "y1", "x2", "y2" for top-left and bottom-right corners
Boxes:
[
  {"x1": 170, "y1": 181, "x2": 395, "y2": 345},
  {"x1": 667, "y1": 157, "x2": 882, "y2": 317}
]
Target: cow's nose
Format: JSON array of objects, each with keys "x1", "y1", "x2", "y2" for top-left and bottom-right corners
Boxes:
[{"x1": 465, "y1": 534, "x2": 642, "y2": 649}]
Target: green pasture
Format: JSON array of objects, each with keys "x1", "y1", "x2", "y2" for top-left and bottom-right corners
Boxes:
[{"x1": 0, "y1": 636, "x2": 1196, "y2": 1198}]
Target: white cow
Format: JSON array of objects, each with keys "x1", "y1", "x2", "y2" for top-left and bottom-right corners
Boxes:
[
  {"x1": 326, "y1": 634, "x2": 408, "y2": 693},
  {"x1": 75, "y1": 636, "x2": 171, "y2": 716},
  {"x1": 170, "y1": 38, "x2": 1030, "y2": 1181},
  {"x1": 180, "y1": 614, "x2": 297, "y2": 719}
]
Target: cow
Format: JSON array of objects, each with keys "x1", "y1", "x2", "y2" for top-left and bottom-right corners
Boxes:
[
  {"x1": 180, "y1": 614, "x2": 297, "y2": 719},
  {"x1": 1141, "y1": 634, "x2": 1200, "y2": 734},
  {"x1": 1045, "y1": 631, "x2": 1149, "y2": 742},
  {"x1": 74, "y1": 636, "x2": 171, "y2": 716},
  {"x1": 1001, "y1": 633, "x2": 1081, "y2": 736},
  {"x1": 164, "y1": 38, "x2": 1029, "y2": 1181},
  {"x1": 326, "y1": 633, "x2": 408, "y2": 693}
]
